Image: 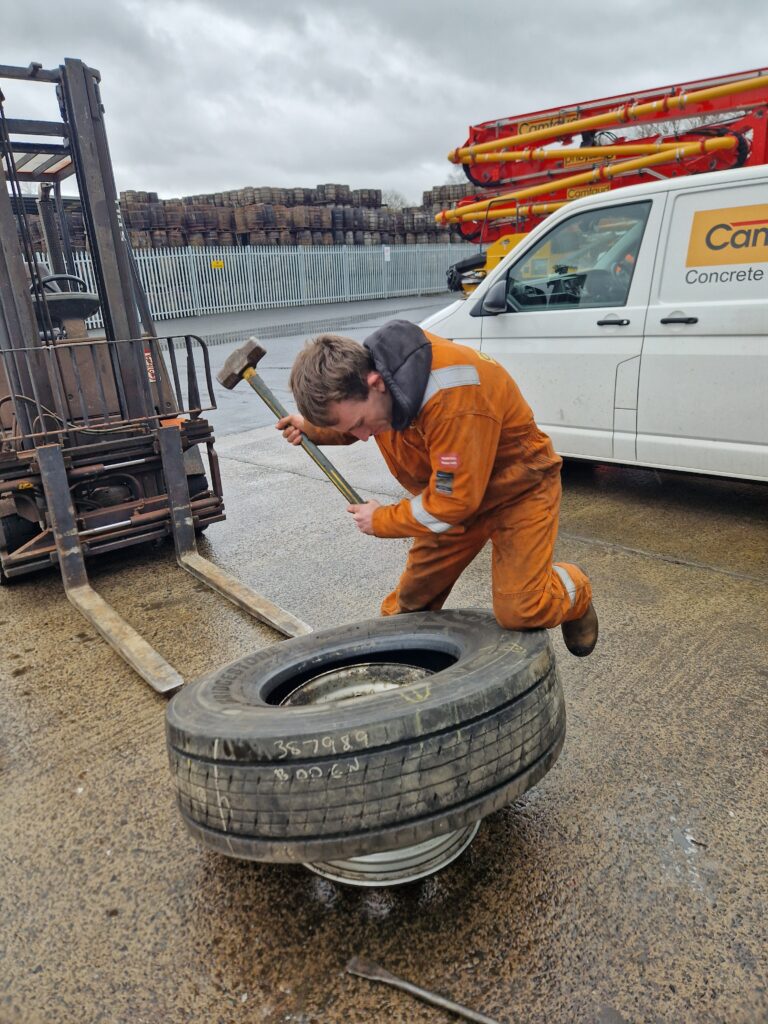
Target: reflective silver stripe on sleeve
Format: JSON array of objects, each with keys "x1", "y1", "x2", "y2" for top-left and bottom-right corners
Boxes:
[
  {"x1": 410, "y1": 493, "x2": 454, "y2": 533},
  {"x1": 419, "y1": 364, "x2": 481, "y2": 412},
  {"x1": 553, "y1": 564, "x2": 577, "y2": 606}
]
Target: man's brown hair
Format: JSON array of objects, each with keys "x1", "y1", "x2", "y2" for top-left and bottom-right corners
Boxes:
[{"x1": 289, "y1": 334, "x2": 373, "y2": 426}]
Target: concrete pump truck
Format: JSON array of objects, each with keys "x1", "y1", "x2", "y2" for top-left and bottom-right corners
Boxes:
[{"x1": 441, "y1": 67, "x2": 768, "y2": 291}]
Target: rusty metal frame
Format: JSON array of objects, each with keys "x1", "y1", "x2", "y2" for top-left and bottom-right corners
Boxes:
[
  {"x1": 36, "y1": 433, "x2": 310, "y2": 694},
  {"x1": 37, "y1": 442, "x2": 184, "y2": 694},
  {"x1": 0, "y1": 59, "x2": 312, "y2": 692},
  {"x1": 0, "y1": 333, "x2": 216, "y2": 445}
]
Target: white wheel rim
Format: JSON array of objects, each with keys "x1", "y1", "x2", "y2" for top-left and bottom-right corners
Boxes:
[{"x1": 280, "y1": 661, "x2": 480, "y2": 887}]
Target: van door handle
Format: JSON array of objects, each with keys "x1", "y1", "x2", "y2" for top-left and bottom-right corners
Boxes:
[
  {"x1": 596, "y1": 318, "x2": 630, "y2": 326},
  {"x1": 660, "y1": 316, "x2": 698, "y2": 325}
]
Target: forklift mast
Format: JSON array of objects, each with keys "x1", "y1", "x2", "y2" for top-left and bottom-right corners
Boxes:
[
  {"x1": 0, "y1": 60, "x2": 309, "y2": 692},
  {"x1": 0, "y1": 58, "x2": 223, "y2": 569}
]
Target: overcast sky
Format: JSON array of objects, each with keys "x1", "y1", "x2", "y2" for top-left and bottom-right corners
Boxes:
[{"x1": 3, "y1": 0, "x2": 767, "y2": 204}]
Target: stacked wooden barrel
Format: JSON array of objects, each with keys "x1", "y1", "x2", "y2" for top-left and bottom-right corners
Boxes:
[
  {"x1": 22, "y1": 182, "x2": 469, "y2": 253},
  {"x1": 116, "y1": 182, "x2": 459, "y2": 249}
]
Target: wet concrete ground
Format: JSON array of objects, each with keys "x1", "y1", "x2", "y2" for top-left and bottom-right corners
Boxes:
[{"x1": 1, "y1": 298, "x2": 767, "y2": 1024}]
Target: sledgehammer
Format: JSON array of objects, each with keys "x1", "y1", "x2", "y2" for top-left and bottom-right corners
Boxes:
[{"x1": 216, "y1": 337, "x2": 363, "y2": 504}]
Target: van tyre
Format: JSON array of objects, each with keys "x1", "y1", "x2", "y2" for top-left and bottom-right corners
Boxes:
[{"x1": 166, "y1": 610, "x2": 565, "y2": 863}]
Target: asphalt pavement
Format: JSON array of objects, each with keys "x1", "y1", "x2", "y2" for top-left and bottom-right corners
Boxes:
[{"x1": 1, "y1": 295, "x2": 766, "y2": 1024}]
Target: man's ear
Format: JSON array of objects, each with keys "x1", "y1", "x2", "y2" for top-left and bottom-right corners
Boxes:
[{"x1": 367, "y1": 371, "x2": 386, "y2": 392}]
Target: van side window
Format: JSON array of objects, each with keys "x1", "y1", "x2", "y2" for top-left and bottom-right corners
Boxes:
[{"x1": 504, "y1": 201, "x2": 651, "y2": 311}]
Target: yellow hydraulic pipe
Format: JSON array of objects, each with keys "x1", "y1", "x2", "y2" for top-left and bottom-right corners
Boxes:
[
  {"x1": 484, "y1": 200, "x2": 569, "y2": 218},
  {"x1": 449, "y1": 73, "x2": 767, "y2": 161},
  {"x1": 458, "y1": 142, "x2": 701, "y2": 163},
  {"x1": 471, "y1": 200, "x2": 570, "y2": 234},
  {"x1": 438, "y1": 137, "x2": 737, "y2": 224},
  {"x1": 516, "y1": 200, "x2": 567, "y2": 215}
]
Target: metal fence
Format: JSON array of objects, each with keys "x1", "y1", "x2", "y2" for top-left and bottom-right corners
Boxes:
[{"x1": 70, "y1": 243, "x2": 478, "y2": 324}]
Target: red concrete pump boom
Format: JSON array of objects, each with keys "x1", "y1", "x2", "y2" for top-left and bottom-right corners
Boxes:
[{"x1": 439, "y1": 68, "x2": 768, "y2": 245}]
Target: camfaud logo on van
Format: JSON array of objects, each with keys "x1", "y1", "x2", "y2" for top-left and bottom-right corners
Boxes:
[{"x1": 686, "y1": 204, "x2": 768, "y2": 267}]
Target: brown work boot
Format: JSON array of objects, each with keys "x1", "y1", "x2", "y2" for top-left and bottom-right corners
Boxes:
[{"x1": 561, "y1": 603, "x2": 599, "y2": 657}]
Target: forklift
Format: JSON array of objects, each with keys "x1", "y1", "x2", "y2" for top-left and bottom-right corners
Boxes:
[{"x1": 0, "y1": 59, "x2": 309, "y2": 692}]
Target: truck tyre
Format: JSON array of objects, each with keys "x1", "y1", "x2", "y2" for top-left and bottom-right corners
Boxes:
[
  {"x1": 0, "y1": 514, "x2": 40, "y2": 583},
  {"x1": 166, "y1": 609, "x2": 565, "y2": 863},
  {"x1": 0, "y1": 513, "x2": 39, "y2": 554}
]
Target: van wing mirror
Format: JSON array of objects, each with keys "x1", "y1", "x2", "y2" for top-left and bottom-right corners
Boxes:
[{"x1": 471, "y1": 277, "x2": 508, "y2": 317}]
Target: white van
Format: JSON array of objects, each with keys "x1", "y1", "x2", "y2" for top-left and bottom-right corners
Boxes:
[{"x1": 421, "y1": 166, "x2": 768, "y2": 482}]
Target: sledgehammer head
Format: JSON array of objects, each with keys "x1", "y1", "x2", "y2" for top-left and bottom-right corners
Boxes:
[{"x1": 216, "y1": 337, "x2": 268, "y2": 389}]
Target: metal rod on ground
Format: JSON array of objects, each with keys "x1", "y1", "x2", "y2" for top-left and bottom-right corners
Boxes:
[
  {"x1": 346, "y1": 957, "x2": 503, "y2": 1024},
  {"x1": 216, "y1": 337, "x2": 364, "y2": 505}
]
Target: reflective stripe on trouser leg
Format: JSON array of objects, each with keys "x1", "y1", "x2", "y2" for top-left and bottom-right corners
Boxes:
[
  {"x1": 489, "y1": 474, "x2": 592, "y2": 629},
  {"x1": 553, "y1": 564, "x2": 577, "y2": 607}
]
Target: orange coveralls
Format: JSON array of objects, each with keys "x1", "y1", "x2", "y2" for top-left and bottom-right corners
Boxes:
[{"x1": 319, "y1": 332, "x2": 592, "y2": 629}]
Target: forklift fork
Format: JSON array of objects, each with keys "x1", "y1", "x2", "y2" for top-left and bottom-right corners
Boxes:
[
  {"x1": 37, "y1": 427, "x2": 311, "y2": 695},
  {"x1": 156, "y1": 426, "x2": 312, "y2": 640}
]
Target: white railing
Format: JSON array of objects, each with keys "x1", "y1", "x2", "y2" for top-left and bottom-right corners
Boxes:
[{"x1": 70, "y1": 243, "x2": 478, "y2": 323}]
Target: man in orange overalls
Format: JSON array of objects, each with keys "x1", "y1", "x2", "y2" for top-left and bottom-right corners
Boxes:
[{"x1": 277, "y1": 320, "x2": 598, "y2": 655}]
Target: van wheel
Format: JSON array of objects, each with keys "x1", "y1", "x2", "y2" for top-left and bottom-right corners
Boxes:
[{"x1": 166, "y1": 610, "x2": 565, "y2": 883}]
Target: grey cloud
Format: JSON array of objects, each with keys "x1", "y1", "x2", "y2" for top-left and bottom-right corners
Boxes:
[{"x1": 2, "y1": 0, "x2": 767, "y2": 201}]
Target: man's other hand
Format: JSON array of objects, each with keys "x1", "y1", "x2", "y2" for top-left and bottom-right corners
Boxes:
[
  {"x1": 276, "y1": 414, "x2": 305, "y2": 445},
  {"x1": 347, "y1": 500, "x2": 381, "y2": 535}
]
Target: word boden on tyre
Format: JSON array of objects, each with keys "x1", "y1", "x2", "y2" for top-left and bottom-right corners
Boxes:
[{"x1": 165, "y1": 609, "x2": 565, "y2": 865}]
